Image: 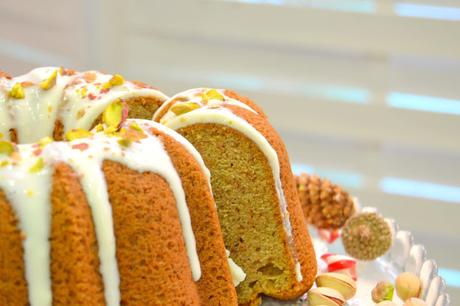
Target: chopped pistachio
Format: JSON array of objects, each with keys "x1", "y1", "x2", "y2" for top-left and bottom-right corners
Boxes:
[
  {"x1": 38, "y1": 136, "x2": 53, "y2": 148},
  {"x1": 103, "y1": 126, "x2": 118, "y2": 136},
  {"x1": 39, "y1": 69, "x2": 58, "y2": 90},
  {"x1": 170, "y1": 102, "x2": 200, "y2": 116},
  {"x1": 9, "y1": 83, "x2": 25, "y2": 99},
  {"x1": 77, "y1": 87, "x2": 88, "y2": 98},
  {"x1": 76, "y1": 109, "x2": 86, "y2": 119},
  {"x1": 102, "y1": 74, "x2": 125, "y2": 89},
  {"x1": 118, "y1": 137, "x2": 132, "y2": 148},
  {"x1": 29, "y1": 158, "x2": 45, "y2": 173},
  {"x1": 102, "y1": 100, "x2": 126, "y2": 128},
  {"x1": 129, "y1": 122, "x2": 142, "y2": 132},
  {"x1": 0, "y1": 141, "x2": 15, "y2": 155},
  {"x1": 65, "y1": 129, "x2": 92, "y2": 141},
  {"x1": 94, "y1": 123, "x2": 104, "y2": 132},
  {"x1": 0, "y1": 160, "x2": 9, "y2": 167},
  {"x1": 204, "y1": 88, "x2": 224, "y2": 101}
]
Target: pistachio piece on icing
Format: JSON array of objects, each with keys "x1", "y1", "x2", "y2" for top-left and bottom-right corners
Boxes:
[
  {"x1": 102, "y1": 74, "x2": 125, "y2": 89},
  {"x1": 94, "y1": 123, "x2": 104, "y2": 132},
  {"x1": 315, "y1": 272, "x2": 357, "y2": 300},
  {"x1": 129, "y1": 122, "x2": 142, "y2": 132},
  {"x1": 0, "y1": 141, "x2": 15, "y2": 155},
  {"x1": 203, "y1": 88, "x2": 224, "y2": 101},
  {"x1": 29, "y1": 158, "x2": 45, "y2": 173},
  {"x1": 38, "y1": 136, "x2": 53, "y2": 148},
  {"x1": 308, "y1": 287, "x2": 346, "y2": 306},
  {"x1": 40, "y1": 69, "x2": 58, "y2": 90},
  {"x1": 65, "y1": 129, "x2": 92, "y2": 141},
  {"x1": 102, "y1": 100, "x2": 128, "y2": 128},
  {"x1": 118, "y1": 137, "x2": 132, "y2": 148},
  {"x1": 9, "y1": 83, "x2": 25, "y2": 99},
  {"x1": 170, "y1": 102, "x2": 200, "y2": 116},
  {"x1": 103, "y1": 126, "x2": 119, "y2": 137},
  {"x1": 77, "y1": 87, "x2": 88, "y2": 98}
]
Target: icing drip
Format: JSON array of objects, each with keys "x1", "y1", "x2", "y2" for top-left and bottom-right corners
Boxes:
[
  {"x1": 0, "y1": 119, "x2": 201, "y2": 306},
  {"x1": 226, "y1": 250, "x2": 247, "y2": 287},
  {"x1": 159, "y1": 104, "x2": 303, "y2": 282},
  {"x1": 10, "y1": 67, "x2": 67, "y2": 143},
  {"x1": 1, "y1": 67, "x2": 167, "y2": 144},
  {"x1": 0, "y1": 155, "x2": 53, "y2": 306}
]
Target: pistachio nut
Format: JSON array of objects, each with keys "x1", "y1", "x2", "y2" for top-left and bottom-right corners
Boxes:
[
  {"x1": 396, "y1": 272, "x2": 422, "y2": 301},
  {"x1": 315, "y1": 272, "x2": 357, "y2": 300},
  {"x1": 372, "y1": 281, "x2": 394, "y2": 303},
  {"x1": 170, "y1": 101, "x2": 200, "y2": 116},
  {"x1": 307, "y1": 287, "x2": 345, "y2": 306}
]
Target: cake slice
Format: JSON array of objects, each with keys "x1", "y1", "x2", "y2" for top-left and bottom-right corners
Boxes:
[{"x1": 154, "y1": 89, "x2": 317, "y2": 305}]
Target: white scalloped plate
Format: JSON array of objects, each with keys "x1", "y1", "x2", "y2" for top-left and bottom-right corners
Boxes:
[{"x1": 260, "y1": 206, "x2": 451, "y2": 306}]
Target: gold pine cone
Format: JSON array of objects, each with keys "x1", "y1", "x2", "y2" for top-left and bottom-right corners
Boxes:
[{"x1": 295, "y1": 173, "x2": 356, "y2": 229}]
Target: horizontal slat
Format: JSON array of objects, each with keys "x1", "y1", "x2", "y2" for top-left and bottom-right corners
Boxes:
[{"x1": 128, "y1": 0, "x2": 460, "y2": 60}]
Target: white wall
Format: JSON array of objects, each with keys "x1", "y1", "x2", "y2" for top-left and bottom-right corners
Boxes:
[{"x1": 1, "y1": 0, "x2": 459, "y2": 298}]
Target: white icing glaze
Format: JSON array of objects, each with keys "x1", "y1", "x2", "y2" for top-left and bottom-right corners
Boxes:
[
  {"x1": 159, "y1": 106, "x2": 303, "y2": 282},
  {"x1": 2, "y1": 67, "x2": 167, "y2": 144},
  {"x1": 225, "y1": 250, "x2": 247, "y2": 287},
  {"x1": 0, "y1": 153, "x2": 53, "y2": 306},
  {"x1": 0, "y1": 119, "x2": 201, "y2": 306}
]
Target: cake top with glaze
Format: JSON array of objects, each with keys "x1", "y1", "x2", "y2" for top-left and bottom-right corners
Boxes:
[{"x1": 0, "y1": 67, "x2": 167, "y2": 144}]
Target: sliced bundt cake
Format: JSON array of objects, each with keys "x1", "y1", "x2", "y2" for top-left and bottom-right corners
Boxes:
[{"x1": 154, "y1": 88, "x2": 317, "y2": 305}]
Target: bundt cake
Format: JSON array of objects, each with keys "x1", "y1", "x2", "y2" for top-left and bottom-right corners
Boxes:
[
  {"x1": 0, "y1": 67, "x2": 241, "y2": 306},
  {"x1": 154, "y1": 88, "x2": 317, "y2": 305}
]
